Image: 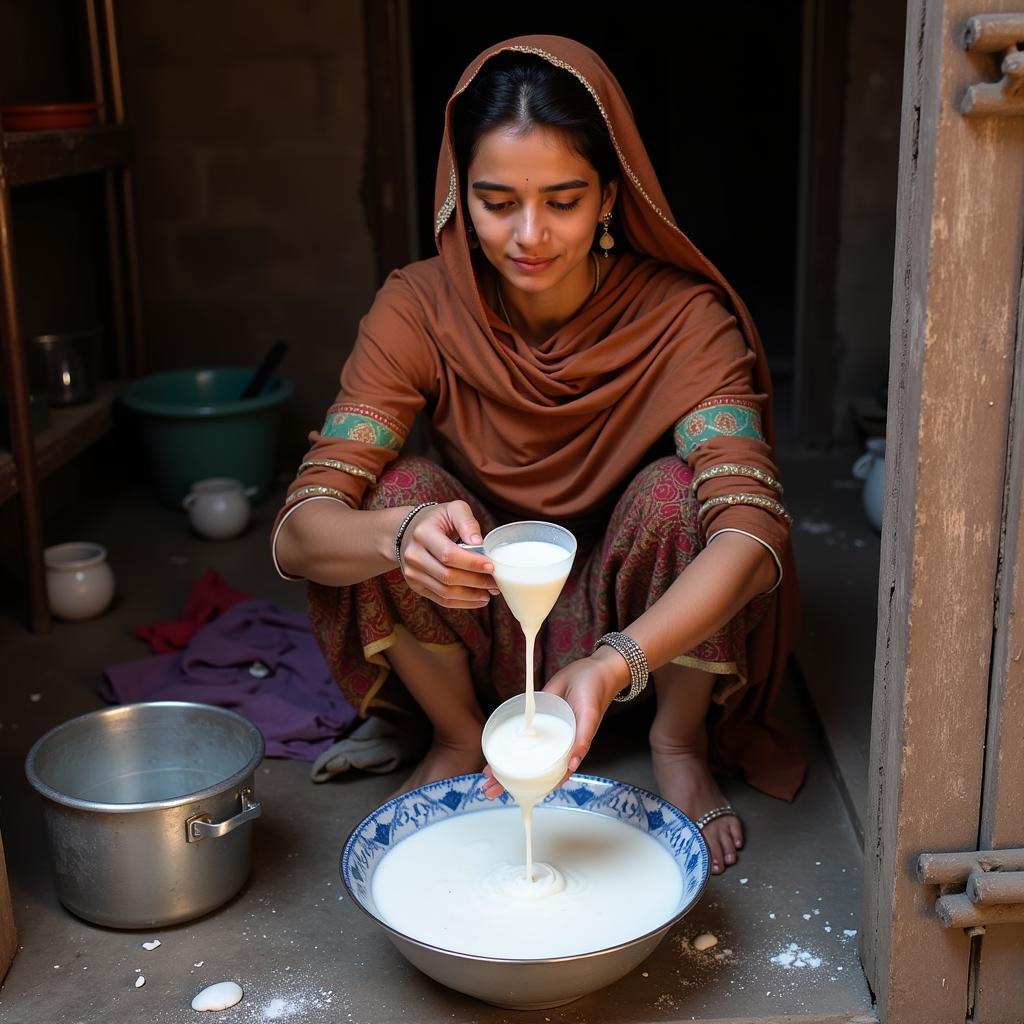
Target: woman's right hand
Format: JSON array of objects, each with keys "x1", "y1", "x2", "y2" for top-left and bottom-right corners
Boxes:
[{"x1": 398, "y1": 500, "x2": 499, "y2": 608}]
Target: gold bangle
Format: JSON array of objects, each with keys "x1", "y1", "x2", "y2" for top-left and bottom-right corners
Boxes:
[
  {"x1": 698, "y1": 492, "x2": 793, "y2": 526},
  {"x1": 298, "y1": 458, "x2": 377, "y2": 483},
  {"x1": 691, "y1": 463, "x2": 783, "y2": 496},
  {"x1": 285, "y1": 485, "x2": 354, "y2": 507}
]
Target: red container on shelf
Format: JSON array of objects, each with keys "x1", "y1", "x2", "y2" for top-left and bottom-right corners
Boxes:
[{"x1": 1, "y1": 102, "x2": 100, "y2": 131}]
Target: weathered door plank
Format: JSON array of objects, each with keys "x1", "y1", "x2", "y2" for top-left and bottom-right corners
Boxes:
[
  {"x1": 973, "y1": 256, "x2": 1024, "y2": 1023},
  {"x1": 862, "y1": 1, "x2": 1024, "y2": 1020}
]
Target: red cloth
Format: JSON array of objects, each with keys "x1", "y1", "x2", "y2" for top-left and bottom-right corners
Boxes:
[{"x1": 135, "y1": 569, "x2": 251, "y2": 653}]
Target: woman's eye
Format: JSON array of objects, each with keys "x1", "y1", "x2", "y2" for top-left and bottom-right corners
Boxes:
[
  {"x1": 481, "y1": 199, "x2": 510, "y2": 212},
  {"x1": 550, "y1": 199, "x2": 581, "y2": 211}
]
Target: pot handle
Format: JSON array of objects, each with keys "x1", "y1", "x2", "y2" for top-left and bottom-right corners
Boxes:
[
  {"x1": 186, "y1": 788, "x2": 262, "y2": 843},
  {"x1": 851, "y1": 452, "x2": 875, "y2": 481}
]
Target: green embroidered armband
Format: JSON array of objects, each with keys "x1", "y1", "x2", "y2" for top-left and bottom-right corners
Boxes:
[
  {"x1": 322, "y1": 403, "x2": 407, "y2": 451},
  {"x1": 674, "y1": 400, "x2": 764, "y2": 459}
]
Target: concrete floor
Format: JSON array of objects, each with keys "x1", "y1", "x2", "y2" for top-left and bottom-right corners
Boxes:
[
  {"x1": 0, "y1": 464, "x2": 876, "y2": 1024},
  {"x1": 777, "y1": 448, "x2": 881, "y2": 843}
]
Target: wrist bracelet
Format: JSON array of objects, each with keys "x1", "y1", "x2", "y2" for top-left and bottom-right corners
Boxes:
[
  {"x1": 394, "y1": 501, "x2": 438, "y2": 573},
  {"x1": 594, "y1": 631, "x2": 649, "y2": 702}
]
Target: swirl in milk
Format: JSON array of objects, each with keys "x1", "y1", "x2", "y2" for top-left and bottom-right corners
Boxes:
[{"x1": 480, "y1": 860, "x2": 574, "y2": 903}]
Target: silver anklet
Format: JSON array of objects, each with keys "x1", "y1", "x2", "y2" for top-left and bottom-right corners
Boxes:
[
  {"x1": 594, "y1": 631, "x2": 649, "y2": 702},
  {"x1": 695, "y1": 805, "x2": 738, "y2": 831}
]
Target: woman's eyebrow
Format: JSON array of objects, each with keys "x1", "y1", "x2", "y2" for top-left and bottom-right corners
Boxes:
[{"x1": 470, "y1": 179, "x2": 590, "y2": 193}]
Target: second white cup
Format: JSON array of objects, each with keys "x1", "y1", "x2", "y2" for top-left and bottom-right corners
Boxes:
[{"x1": 482, "y1": 691, "x2": 577, "y2": 806}]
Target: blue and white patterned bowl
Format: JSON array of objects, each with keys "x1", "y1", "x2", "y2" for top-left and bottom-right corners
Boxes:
[{"x1": 341, "y1": 773, "x2": 709, "y2": 1009}]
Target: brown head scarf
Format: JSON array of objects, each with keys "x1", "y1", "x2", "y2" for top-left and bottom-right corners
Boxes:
[
  {"x1": 280, "y1": 35, "x2": 805, "y2": 800},
  {"x1": 434, "y1": 36, "x2": 774, "y2": 435}
]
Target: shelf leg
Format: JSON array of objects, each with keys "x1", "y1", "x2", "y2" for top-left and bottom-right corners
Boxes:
[
  {"x1": 104, "y1": 172, "x2": 130, "y2": 379},
  {"x1": 0, "y1": 136, "x2": 52, "y2": 633},
  {"x1": 104, "y1": 0, "x2": 145, "y2": 375}
]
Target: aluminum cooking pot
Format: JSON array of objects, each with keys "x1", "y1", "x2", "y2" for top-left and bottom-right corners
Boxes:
[{"x1": 25, "y1": 701, "x2": 264, "y2": 928}]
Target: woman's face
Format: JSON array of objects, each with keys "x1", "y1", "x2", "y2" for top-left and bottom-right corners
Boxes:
[{"x1": 466, "y1": 125, "x2": 618, "y2": 298}]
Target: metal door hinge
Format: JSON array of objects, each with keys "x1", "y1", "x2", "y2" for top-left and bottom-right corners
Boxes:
[
  {"x1": 962, "y1": 14, "x2": 1024, "y2": 116},
  {"x1": 917, "y1": 848, "x2": 1024, "y2": 928}
]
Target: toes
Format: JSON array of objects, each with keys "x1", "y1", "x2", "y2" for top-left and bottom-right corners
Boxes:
[
  {"x1": 716, "y1": 823, "x2": 737, "y2": 866},
  {"x1": 716, "y1": 815, "x2": 741, "y2": 864},
  {"x1": 728, "y1": 817, "x2": 744, "y2": 850},
  {"x1": 706, "y1": 833, "x2": 725, "y2": 875}
]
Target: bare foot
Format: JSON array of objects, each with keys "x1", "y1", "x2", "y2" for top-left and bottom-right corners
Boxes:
[
  {"x1": 650, "y1": 740, "x2": 743, "y2": 876},
  {"x1": 389, "y1": 738, "x2": 484, "y2": 799}
]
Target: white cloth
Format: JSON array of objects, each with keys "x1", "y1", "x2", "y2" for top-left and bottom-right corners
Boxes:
[{"x1": 310, "y1": 717, "x2": 424, "y2": 782}]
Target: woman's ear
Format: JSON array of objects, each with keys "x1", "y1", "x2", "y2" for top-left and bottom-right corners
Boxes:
[{"x1": 600, "y1": 179, "x2": 620, "y2": 219}]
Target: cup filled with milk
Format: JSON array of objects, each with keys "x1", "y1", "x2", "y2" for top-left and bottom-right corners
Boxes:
[
  {"x1": 483, "y1": 691, "x2": 576, "y2": 806},
  {"x1": 483, "y1": 520, "x2": 576, "y2": 728}
]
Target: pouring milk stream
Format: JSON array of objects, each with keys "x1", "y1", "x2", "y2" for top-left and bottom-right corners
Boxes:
[{"x1": 481, "y1": 523, "x2": 576, "y2": 881}]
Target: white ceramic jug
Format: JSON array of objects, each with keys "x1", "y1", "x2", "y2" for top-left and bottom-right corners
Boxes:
[
  {"x1": 851, "y1": 437, "x2": 886, "y2": 532},
  {"x1": 183, "y1": 477, "x2": 256, "y2": 540},
  {"x1": 44, "y1": 542, "x2": 116, "y2": 621}
]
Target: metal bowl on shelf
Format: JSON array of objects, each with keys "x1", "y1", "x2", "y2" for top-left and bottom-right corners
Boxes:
[{"x1": 341, "y1": 773, "x2": 709, "y2": 1009}]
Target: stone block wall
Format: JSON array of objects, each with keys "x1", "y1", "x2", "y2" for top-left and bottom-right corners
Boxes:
[{"x1": 118, "y1": 0, "x2": 377, "y2": 459}]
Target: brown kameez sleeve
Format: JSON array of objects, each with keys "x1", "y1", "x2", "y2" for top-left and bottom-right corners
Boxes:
[{"x1": 669, "y1": 290, "x2": 791, "y2": 575}]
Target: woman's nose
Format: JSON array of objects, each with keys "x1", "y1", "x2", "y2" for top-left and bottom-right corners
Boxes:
[{"x1": 515, "y1": 207, "x2": 547, "y2": 247}]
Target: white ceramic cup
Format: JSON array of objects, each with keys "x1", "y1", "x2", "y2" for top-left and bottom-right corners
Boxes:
[
  {"x1": 481, "y1": 521, "x2": 577, "y2": 631},
  {"x1": 44, "y1": 542, "x2": 115, "y2": 621},
  {"x1": 482, "y1": 691, "x2": 577, "y2": 806},
  {"x1": 183, "y1": 477, "x2": 256, "y2": 540}
]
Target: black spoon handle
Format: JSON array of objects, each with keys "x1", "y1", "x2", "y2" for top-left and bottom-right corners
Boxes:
[{"x1": 241, "y1": 340, "x2": 289, "y2": 400}]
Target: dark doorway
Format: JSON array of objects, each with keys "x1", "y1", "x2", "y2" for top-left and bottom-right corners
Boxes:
[{"x1": 407, "y1": 2, "x2": 804, "y2": 372}]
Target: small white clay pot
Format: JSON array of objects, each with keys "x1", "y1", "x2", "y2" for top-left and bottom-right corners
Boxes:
[
  {"x1": 44, "y1": 542, "x2": 116, "y2": 621},
  {"x1": 182, "y1": 477, "x2": 256, "y2": 541}
]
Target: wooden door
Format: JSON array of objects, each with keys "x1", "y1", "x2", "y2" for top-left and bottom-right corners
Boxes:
[{"x1": 862, "y1": 2, "x2": 1024, "y2": 1021}]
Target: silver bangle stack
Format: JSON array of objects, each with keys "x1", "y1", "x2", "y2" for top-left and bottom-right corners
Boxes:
[
  {"x1": 394, "y1": 501, "x2": 438, "y2": 573},
  {"x1": 594, "y1": 631, "x2": 649, "y2": 702}
]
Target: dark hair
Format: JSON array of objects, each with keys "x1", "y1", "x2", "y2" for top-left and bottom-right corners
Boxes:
[{"x1": 451, "y1": 52, "x2": 619, "y2": 188}]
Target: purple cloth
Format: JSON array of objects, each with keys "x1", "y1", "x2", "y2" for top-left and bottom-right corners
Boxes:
[{"x1": 102, "y1": 599, "x2": 357, "y2": 761}]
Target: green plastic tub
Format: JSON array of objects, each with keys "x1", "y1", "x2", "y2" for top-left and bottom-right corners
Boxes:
[{"x1": 120, "y1": 367, "x2": 293, "y2": 508}]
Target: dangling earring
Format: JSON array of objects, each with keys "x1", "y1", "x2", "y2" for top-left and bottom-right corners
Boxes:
[{"x1": 599, "y1": 212, "x2": 615, "y2": 258}]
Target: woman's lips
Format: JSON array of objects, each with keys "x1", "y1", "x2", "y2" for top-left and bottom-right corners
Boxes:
[{"x1": 511, "y1": 257, "x2": 557, "y2": 274}]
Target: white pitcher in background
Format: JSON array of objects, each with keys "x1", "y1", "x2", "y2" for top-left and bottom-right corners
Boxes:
[
  {"x1": 183, "y1": 477, "x2": 256, "y2": 540},
  {"x1": 851, "y1": 437, "x2": 885, "y2": 532}
]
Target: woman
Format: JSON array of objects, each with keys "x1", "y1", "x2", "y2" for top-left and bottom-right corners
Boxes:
[{"x1": 273, "y1": 36, "x2": 804, "y2": 875}]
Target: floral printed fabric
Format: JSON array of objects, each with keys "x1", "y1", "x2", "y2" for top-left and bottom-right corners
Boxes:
[{"x1": 306, "y1": 455, "x2": 768, "y2": 720}]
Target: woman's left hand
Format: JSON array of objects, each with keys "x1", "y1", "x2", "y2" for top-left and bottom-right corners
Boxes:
[{"x1": 481, "y1": 647, "x2": 628, "y2": 798}]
